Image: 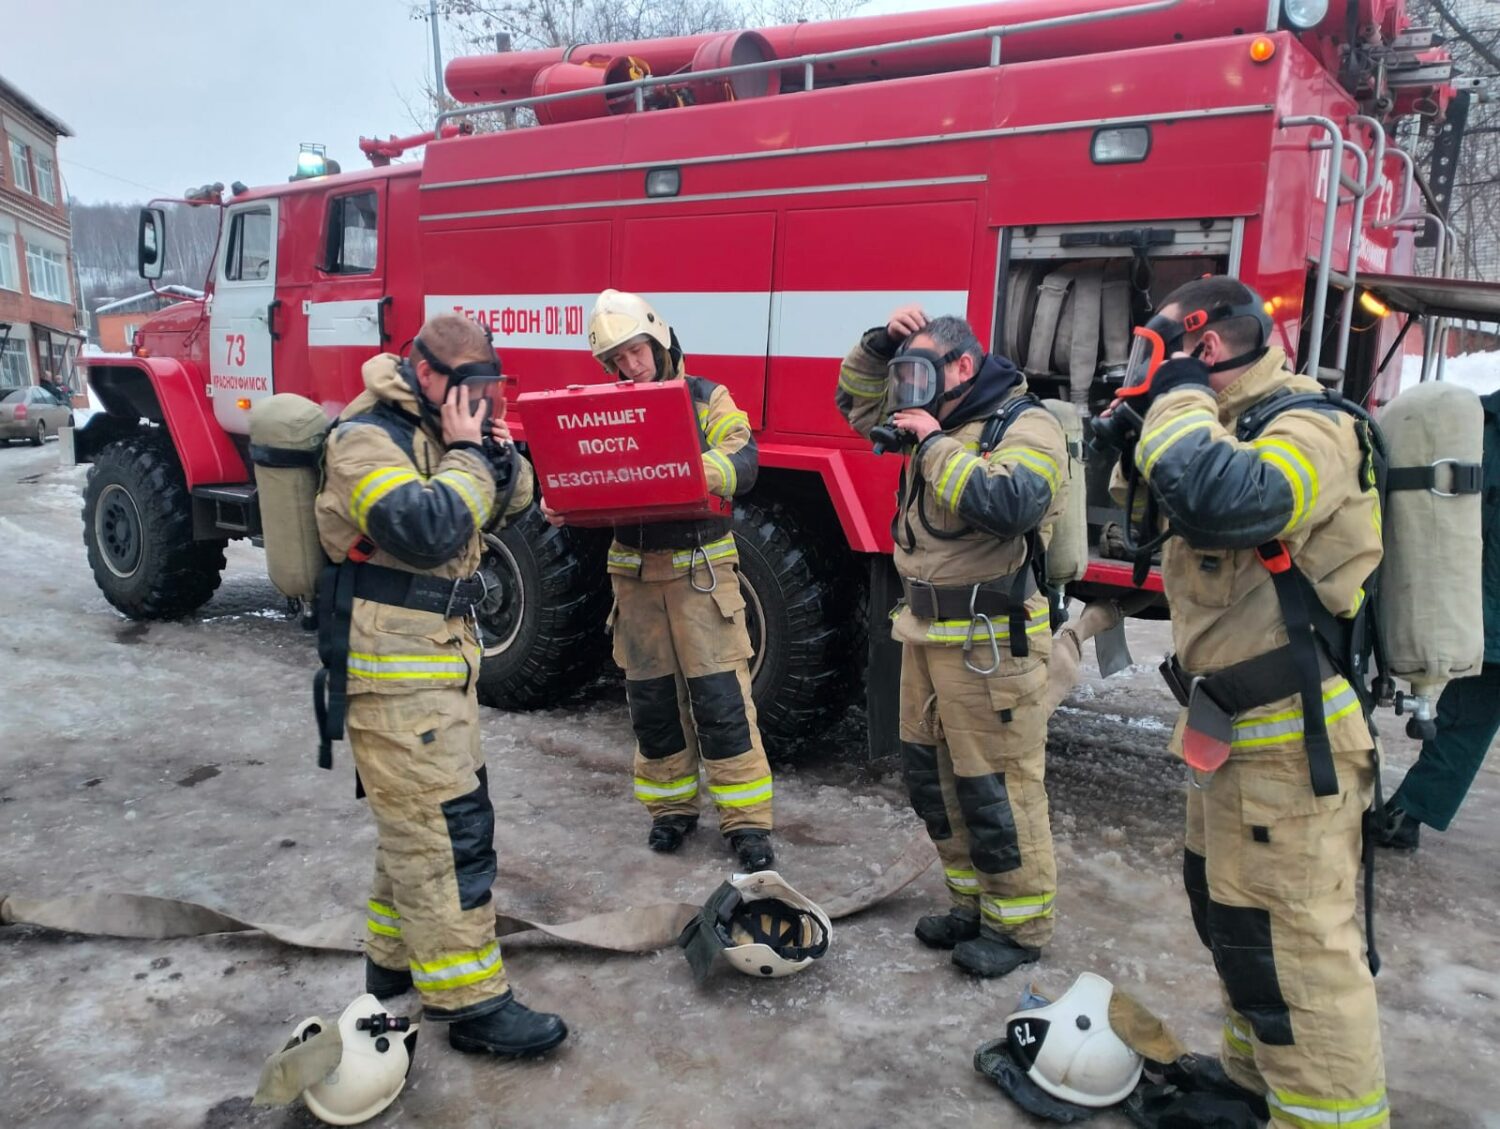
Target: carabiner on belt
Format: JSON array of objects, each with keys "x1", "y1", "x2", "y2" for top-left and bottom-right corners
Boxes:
[
  {"x1": 962, "y1": 584, "x2": 1001, "y2": 676},
  {"x1": 688, "y1": 544, "x2": 718, "y2": 594}
]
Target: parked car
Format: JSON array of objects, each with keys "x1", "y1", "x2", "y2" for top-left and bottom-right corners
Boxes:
[{"x1": 0, "y1": 385, "x2": 74, "y2": 446}]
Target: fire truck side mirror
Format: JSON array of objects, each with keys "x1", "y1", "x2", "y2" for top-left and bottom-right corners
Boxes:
[{"x1": 138, "y1": 207, "x2": 166, "y2": 281}]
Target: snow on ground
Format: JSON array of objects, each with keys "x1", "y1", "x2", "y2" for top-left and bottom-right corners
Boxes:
[{"x1": 0, "y1": 442, "x2": 1497, "y2": 1128}]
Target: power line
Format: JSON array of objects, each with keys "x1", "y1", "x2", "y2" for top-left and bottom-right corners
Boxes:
[{"x1": 59, "y1": 159, "x2": 173, "y2": 200}]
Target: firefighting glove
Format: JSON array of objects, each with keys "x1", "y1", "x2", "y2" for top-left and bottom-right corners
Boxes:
[{"x1": 1133, "y1": 356, "x2": 1213, "y2": 414}]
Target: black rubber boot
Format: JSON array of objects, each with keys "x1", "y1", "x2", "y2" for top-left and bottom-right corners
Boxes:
[
  {"x1": 448, "y1": 992, "x2": 569, "y2": 1057},
  {"x1": 647, "y1": 814, "x2": 699, "y2": 853},
  {"x1": 952, "y1": 925, "x2": 1041, "y2": 979},
  {"x1": 915, "y1": 908, "x2": 981, "y2": 950},
  {"x1": 728, "y1": 829, "x2": 775, "y2": 871},
  {"x1": 365, "y1": 955, "x2": 413, "y2": 1000},
  {"x1": 1376, "y1": 800, "x2": 1421, "y2": 851}
]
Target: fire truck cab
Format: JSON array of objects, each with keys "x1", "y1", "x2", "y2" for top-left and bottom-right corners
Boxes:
[{"x1": 68, "y1": 0, "x2": 1493, "y2": 756}]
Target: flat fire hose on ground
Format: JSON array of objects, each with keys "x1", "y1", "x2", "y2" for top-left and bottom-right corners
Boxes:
[{"x1": 0, "y1": 835, "x2": 933, "y2": 955}]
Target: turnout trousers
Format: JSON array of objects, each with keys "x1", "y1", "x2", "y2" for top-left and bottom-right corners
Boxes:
[
  {"x1": 349, "y1": 686, "x2": 508, "y2": 1021},
  {"x1": 610, "y1": 564, "x2": 773, "y2": 832},
  {"x1": 1183, "y1": 745, "x2": 1388, "y2": 1128},
  {"x1": 898, "y1": 643, "x2": 1056, "y2": 949}
]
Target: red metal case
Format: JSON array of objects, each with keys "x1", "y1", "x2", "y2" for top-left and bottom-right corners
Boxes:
[{"x1": 518, "y1": 380, "x2": 729, "y2": 527}]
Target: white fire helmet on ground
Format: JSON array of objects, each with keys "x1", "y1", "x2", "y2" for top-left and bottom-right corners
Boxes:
[
  {"x1": 587, "y1": 289, "x2": 673, "y2": 370},
  {"x1": 1003, "y1": 972, "x2": 1144, "y2": 1108},
  {"x1": 678, "y1": 870, "x2": 832, "y2": 982},
  {"x1": 294, "y1": 994, "x2": 419, "y2": 1125}
]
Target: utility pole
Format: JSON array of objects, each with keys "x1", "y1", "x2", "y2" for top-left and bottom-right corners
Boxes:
[{"x1": 429, "y1": 0, "x2": 445, "y2": 129}]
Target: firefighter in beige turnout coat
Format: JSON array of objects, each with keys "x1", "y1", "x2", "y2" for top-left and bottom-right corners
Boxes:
[
  {"x1": 1112, "y1": 276, "x2": 1386, "y2": 1128},
  {"x1": 315, "y1": 314, "x2": 567, "y2": 1057},
  {"x1": 543, "y1": 291, "x2": 775, "y2": 871},
  {"x1": 837, "y1": 306, "x2": 1067, "y2": 979}
]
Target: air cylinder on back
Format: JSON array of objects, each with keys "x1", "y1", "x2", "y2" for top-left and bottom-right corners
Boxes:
[
  {"x1": 1041, "y1": 399, "x2": 1087, "y2": 585},
  {"x1": 1376, "y1": 380, "x2": 1485, "y2": 711},
  {"x1": 249, "y1": 395, "x2": 332, "y2": 604}
]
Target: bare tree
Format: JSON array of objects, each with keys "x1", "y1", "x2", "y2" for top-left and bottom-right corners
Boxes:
[{"x1": 1403, "y1": 0, "x2": 1499, "y2": 281}]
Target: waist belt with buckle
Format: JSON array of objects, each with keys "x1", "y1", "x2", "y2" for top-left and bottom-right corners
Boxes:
[
  {"x1": 901, "y1": 573, "x2": 1036, "y2": 620},
  {"x1": 315, "y1": 561, "x2": 487, "y2": 775},
  {"x1": 1160, "y1": 647, "x2": 1337, "y2": 712}
]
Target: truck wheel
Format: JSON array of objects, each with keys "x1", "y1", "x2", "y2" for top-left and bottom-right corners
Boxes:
[
  {"x1": 733, "y1": 497, "x2": 862, "y2": 750},
  {"x1": 475, "y1": 506, "x2": 611, "y2": 710},
  {"x1": 82, "y1": 435, "x2": 227, "y2": 619}
]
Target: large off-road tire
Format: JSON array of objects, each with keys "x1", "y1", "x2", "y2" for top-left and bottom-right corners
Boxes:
[
  {"x1": 733, "y1": 496, "x2": 863, "y2": 748},
  {"x1": 82, "y1": 434, "x2": 227, "y2": 619},
  {"x1": 475, "y1": 506, "x2": 611, "y2": 709}
]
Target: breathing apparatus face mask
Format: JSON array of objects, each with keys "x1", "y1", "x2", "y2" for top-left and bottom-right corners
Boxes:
[
  {"x1": 871, "y1": 344, "x2": 969, "y2": 454},
  {"x1": 1092, "y1": 300, "x2": 1272, "y2": 456},
  {"x1": 412, "y1": 336, "x2": 504, "y2": 405}
]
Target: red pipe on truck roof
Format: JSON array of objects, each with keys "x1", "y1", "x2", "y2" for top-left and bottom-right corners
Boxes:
[{"x1": 444, "y1": 0, "x2": 1332, "y2": 106}]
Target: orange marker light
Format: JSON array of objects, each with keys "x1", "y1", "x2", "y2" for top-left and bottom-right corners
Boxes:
[
  {"x1": 1359, "y1": 291, "x2": 1391, "y2": 318},
  {"x1": 236, "y1": 397, "x2": 252, "y2": 411},
  {"x1": 1250, "y1": 36, "x2": 1276, "y2": 63}
]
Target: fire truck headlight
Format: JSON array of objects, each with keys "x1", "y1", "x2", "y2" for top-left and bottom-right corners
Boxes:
[
  {"x1": 1282, "y1": 0, "x2": 1329, "y2": 30},
  {"x1": 644, "y1": 168, "x2": 681, "y2": 198},
  {"x1": 1091, "y1": 127, "x2": 1151, "y2": 165}
]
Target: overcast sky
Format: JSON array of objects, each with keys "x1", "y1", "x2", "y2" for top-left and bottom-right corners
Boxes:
[{"x1": 3, "y1": 0, "x2": 956, "y2": 205}]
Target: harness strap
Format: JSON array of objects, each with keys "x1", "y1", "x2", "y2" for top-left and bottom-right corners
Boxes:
[{"x1": 1256, "y1": 541, "x2": 1340, "y2": 797}]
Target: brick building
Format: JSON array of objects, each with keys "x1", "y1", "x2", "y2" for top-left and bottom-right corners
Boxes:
[{"x1": 0, "y1": 75, "x2": 82, "y2": 396}]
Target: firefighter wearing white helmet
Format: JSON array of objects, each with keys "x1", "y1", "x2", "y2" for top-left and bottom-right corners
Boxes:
[
  {"x1": 546, "y1": 289, "x2": 775, "y2": 872},
  {"x1": 678, "y1": 870, "x2": 832, "y2": 982},
  {"x1": 293, "y1": 995, "x2": 420, "y2": 1125}
]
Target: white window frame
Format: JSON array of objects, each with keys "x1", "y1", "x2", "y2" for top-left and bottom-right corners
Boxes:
[
  {"x1": 9, "y1": 138, "x2": 31, "y2": 194},
  {"x1": 34, "y1": 152, "x2": 56, "y2": 205},
  {"x1": 25, "y1": 243, "x2": 70, "y2": 304},
  {"x1": 0, "y1": 337, "x2": 32, "y2": 387},
  {"x1": 0, "y1": 232, "x2": 18, "y2": 292}
]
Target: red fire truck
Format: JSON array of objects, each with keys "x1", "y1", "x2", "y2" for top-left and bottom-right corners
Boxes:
[{"x1": 67, "y1": 0, "x2": 1499, "y2": 756}]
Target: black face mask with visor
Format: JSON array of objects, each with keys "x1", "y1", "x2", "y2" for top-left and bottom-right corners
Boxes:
[
  {"x1": 1116, "y1": 298, "x2": 1272, "y2": 402},
  {"x1": 412, "y1": 335, "x2": 504, "y2": 400},
  {"x1": 871, "y1": 343, "x2": 973, "y2": 454}
]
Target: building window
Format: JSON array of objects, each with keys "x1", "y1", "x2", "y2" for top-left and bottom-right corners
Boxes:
[
  {"x1": 26, "y1": 244, "x2": 71, "y2": 303},
  {"x1": 0, "y1": 338, "x2": 31, "y2": 387},
  {"x1": 9, "y1": 139, "x2": 31, "y2": 194},
  {"x1": 224, "y1": 209, "x2": 273, "y2": 281},
  {"x1": 0, "y1": 233, "x2": 18, "y2": 292},
  {"x1": 324, "y1": 191, "x2": 378, "y2": 274},
  {"x1": 35, "y1": 154, "x2": 56, "y2": 205}
]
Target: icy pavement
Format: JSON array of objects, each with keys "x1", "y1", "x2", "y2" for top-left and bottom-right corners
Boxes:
[{"x1": 1, "y1": 441, "x2": 1497, "y2": 1128}]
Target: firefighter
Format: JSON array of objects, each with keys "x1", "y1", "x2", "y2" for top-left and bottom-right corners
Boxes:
[
  {"x1": 541, "y1": 290, "x2": 775, "y2": 871},
  {"x1": 835, "y1": 306, "x2": 1067, "y2": 978},
  {"x1": 1104, "y1": 276, "x2": 1387, "y2": 1127},
  {"x1": 314, "y1": 314, "x2": 568, "y2": 1057}
]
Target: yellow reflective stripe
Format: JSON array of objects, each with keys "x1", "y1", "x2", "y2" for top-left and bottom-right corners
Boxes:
[
  {"x1": 367, "y1": 897, "x2": 402, "y2": 938},
  {"x1": 634, "y1": 775, "x2": 699, "y2": 801},
  {"x1": 709, "y1": 775, "x2": 773, "y2": 808},
  {"x1": 351, "y1": 467, "x2": 421, "y2": 530},
  {"x1": 706, "y1": 411, "x2": 749, "y2": 447},
  {"x1": 923, "y1": 607, "x2": 1052, "y2": 643},
  {"x1": 1267, "y1": 1088, "x2": 1389, "y2": 1129},
  {"x1": 934, "y1": 450, "x2": 977, "y2": 508},
  {"x1": 704, "y1": 449, "x2": 737, "y2": 495},
  {"x1": 980, "y1": 891, "x2": 1055, "y2": 923},
  {"x1": 1231, "y1": 681, "x2": 1362, "y2": 748},
  {"x1": 608, "y1": 548, "x2": 643, "y2": 569},
  {"x1": 1345, "y1": 587, "x2": 1367, "y2": 618},
  {"x1": 1251, "y1": 438, "x2": 1319, "y2": 533},
  {"x1": 1370, "y1": 497, "x2": 1383, "y2": 539},
  {"x1": 347, "y1": 651, "x2": 467, "y2": 681},
  {"x1": 1224, "y1": 1016, "x2": 1253, "y2": 1057},
  {"x1": 838, "y1": 366, "x2": 887, "y2": 399},
  {"x1": 410, "y1": 941, "x2": 503, "y2": 992},
  {"x1": 433, "y1": 469, "x2": 489, "y2": 528},
  {"x1": 944, "y1": 867, "x2": 980, "y2": 892},
  {"x1": 670, "y1": 535, "x2": 738, "y2": 570},
  {"x1": 1137, "y1": 410, "x2": 1216, "y2": 478},
  {"x1": 998, "y1": 447, "x2": 1062, "y2": 494}
]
